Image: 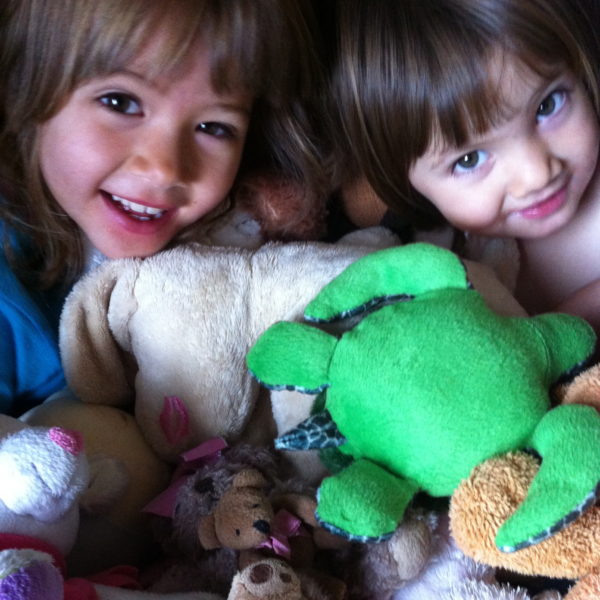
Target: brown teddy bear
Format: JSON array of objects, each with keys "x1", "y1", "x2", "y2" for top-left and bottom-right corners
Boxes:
[
  {"x1": 144, "y1": 444, "x2": 347, "y2": 599},
  {"x1": 449, "y1": 363, "x2": 600, "y2": 600}
]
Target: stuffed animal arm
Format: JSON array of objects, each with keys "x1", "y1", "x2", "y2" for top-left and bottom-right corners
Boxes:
[{"x1": 247, "y1": 243, "x2": 599, "y2": 551}]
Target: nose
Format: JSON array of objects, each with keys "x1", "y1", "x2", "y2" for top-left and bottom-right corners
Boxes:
[
  {"x1": 125, "y1": 124, "x2": 194, "y2": 188},
  {"x1": 253, "y1": 519, "x2": 271, "y2": 534},
  {"x1": 507, "y1": 135, "x2": 562, "y2": 199},
  {"x1": 48, "y1": 427, "x2": 84, "y2": 456}
]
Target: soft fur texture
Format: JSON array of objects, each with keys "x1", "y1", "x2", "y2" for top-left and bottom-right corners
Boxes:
[
  {"x1": 449, "y1": 362, "x2": 600, "y2": 600},
  {"x1": 0, "y1": 416, "x2": 222, "y2": 600},
  {"x1": 29, "y1": 201, "x2": 530, "y2": 591},
  {"x1": 450, "y1": 451, "x2": 600, "y2": 599},
  {"x1": 247, "y1": 243, "x2": 597, "y2": 548},
  {"x1": 394, "y1": 513, "x2": 561, "y2": 600},
  {"x1": 59, "y1": 236, "x2": 401, "y2": 463},
  {"x1": 147, "y1": 444, "x2": 346, "y2": 599},
  {"x1": 330, "y1": 509, "x2": 434, "y2": 600},
  {"x1": 227, "y1": 559, "x2": 306, "y2": 600},
  {"x1": 22, "y1": 390, "x2": 170, "y2": 575}
]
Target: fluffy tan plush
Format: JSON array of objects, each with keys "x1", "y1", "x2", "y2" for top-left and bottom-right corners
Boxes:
[
  {"x1": 450, "y1": 362, "x2": 600, "y2": 600},
  {"x1": 227, "y1": 559, "x2": 307, "y2": 600},
  {"x1": 57, "y1": 234, "x2": 402, "y2": 463}
]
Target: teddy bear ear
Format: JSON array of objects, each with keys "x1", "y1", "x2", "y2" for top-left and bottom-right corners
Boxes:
[
  {"x1": 197, "y1": 513, "x2": 221, "y2": 549},
  {"x1": 59, "y1": 259, "x2": 137, "y2": 406},
  {"x1": 231, "y1": 468, "x2": 268, "y2": 490}
]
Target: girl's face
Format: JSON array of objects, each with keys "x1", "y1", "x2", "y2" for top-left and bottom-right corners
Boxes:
[
  {"x1": 409, "y1": 54, "x2": 600, "y2": 240},
  {"x1": 37, "y1": 38, "x2": 252, "y2": 259}
]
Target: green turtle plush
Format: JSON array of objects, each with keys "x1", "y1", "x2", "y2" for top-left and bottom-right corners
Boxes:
[{"x1": 246, "y1": 243, "x2": 600, "y2": 552}]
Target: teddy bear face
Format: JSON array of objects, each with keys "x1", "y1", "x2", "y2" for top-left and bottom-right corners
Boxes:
[{"x1": 212, "y1": 486, "x2": 275, "y2": 550}]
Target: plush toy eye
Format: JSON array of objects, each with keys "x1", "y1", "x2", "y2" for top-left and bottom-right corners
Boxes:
[
  {"x1": 194, "y1": 478, "x2": 214, "y2": 494},
  {"x1": 235, "y1": 529, "x2": 241, "y2": 536}
]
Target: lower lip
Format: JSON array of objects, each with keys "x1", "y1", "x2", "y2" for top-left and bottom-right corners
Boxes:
[
  {"x1": 517, "y1": 186, "x2": 568, "y2": 220},
  {"x1": 101, "y1": 192, "x2": 173, "y2": 234}
]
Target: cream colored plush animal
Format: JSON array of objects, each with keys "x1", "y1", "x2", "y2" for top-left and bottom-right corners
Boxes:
[
  {"x1": 57, "y1": 231, "x2": 403, "y2": 462},
  {"x1": 58, "y1": 230, "x2": 522, "y2": 461}
]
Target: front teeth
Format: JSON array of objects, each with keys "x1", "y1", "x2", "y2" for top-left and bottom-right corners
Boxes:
[{"x1": 110, "y1": 194, "x2": 165, "y2": 220}]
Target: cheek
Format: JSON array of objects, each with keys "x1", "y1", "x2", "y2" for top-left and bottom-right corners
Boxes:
[
  {"x1": 38, "y1": 119, "x2": 96, "y2": 192},
  {"x1": 564, "y1": 103, "x2": 600, "y2": 173},
  {"x1": 431, "y1": 188, "x2": 503, "y2": 232}
]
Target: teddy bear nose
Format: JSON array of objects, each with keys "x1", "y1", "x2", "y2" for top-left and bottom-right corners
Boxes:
[{"x1": 253, "y1": 519, "x2": 271, "y2": 534}]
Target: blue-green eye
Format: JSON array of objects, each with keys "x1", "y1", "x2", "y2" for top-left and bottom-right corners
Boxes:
[
  {"x1": 536, "y1": 90, "x2": 567, "y2": 122},
  {"x1": 453, "y1": 150, "x2": 488, "y2": 174},
  {"x1": 197, "y1": 121, "x2": 235, "y2": 139},
  {"x1": 99, "y1": 92, "x2": 142, "y2": 115}
]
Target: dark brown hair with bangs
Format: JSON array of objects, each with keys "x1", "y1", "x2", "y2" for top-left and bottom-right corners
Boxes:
[
  {"x1": 331, "y1": 0, "x2": 600, "y2": 227},
  {"x1": 0, "y1": 0, "x2": 326, "y2": 287}
]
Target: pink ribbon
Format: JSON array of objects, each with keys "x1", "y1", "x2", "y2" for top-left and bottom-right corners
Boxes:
[
  {"x1": 256, "y1": 509, "x2": 309, "y2": 560},
  {"x1": 143, "y1": 437, "x2": 228, "y2": 517}
]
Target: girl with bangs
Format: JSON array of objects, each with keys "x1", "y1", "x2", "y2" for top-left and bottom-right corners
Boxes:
[
  {"x1": 331, "y1": 0, "x2": 600, "y2": 335},
  {"x1": 0, "y1": 0, "x2": 327, "y2": 415}
]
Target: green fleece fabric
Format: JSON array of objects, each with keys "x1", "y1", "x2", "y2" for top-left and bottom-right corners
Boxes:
[{"x1": 247, "y1": 243, "x2": 599, "y2": 548}]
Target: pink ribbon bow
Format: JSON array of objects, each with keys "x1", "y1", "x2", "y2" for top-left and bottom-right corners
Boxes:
[
  {"x1": 143, "y1": 436, "x2": 228, "y2": 518},
  {"x1": 256, "y1": 509, "x2": 309, "y2": 560}
]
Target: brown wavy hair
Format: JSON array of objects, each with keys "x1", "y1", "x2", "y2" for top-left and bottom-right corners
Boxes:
[
  {"x1": 330, "y1": 0, "x2": 600, "y2": 228},
  {"x1": 0, "y1": 0, "x2": 328, "y2": 287}
]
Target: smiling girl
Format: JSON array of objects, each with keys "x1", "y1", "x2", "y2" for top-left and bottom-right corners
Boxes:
[
  {"x1": 0, "y1": 0, "x2": 326, "y2": 415},
  {"x1": 331, "y1": 0, "x2": 600, "y2": 333}
]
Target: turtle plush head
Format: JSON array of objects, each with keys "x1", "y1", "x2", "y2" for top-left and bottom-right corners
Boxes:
[{"x1": 247, "y1": 243, "x2": 599, "y2": 550}]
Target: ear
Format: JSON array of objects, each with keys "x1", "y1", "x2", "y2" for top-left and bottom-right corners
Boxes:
[
  {"x1": 197, "y1": 513, "x2": 221, "y2": 549},
  {"x1": 59, "y1": 259, "x2": 139, "y2": 406},
  {"x1": 231, "y1": 468, "x2": 268, "y2": 490}
]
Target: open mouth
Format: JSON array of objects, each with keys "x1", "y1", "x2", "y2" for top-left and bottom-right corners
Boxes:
[{"x1": 107, "y1": 193, "x2": 166, "y2": 221}]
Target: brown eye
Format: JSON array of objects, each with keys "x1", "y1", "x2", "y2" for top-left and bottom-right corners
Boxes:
[
  {"x1": 98, "y1": 92, "x2": 142, "y2": 116},
  {"x1": 197, "y1": 121, "x2": 235, "y2": 139}
]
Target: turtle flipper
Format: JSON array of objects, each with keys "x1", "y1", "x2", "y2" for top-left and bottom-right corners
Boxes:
[
  {"x1": 275, "y1": 410, "x2": 347, "y2": 451},
  {"x1": 247, "y1": 321, "x2": 336, "y2": 393},
  {"x1": 496, "y1": 404, "x2": 600, "y2": 552},
  {"x1": 305, "y1": 243, "x2": 470, "y2": 322},
  {"x1": 525, "y1": 313, "x2": 596, "y2": 381},
  {"x1": 315, "y1": 459, "x2": 420, "y2": 542}
]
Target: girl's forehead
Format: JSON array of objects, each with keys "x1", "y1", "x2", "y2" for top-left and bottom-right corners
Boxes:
[{"x1": 97, "y1": 23, "x2": 250, "y2": 96}]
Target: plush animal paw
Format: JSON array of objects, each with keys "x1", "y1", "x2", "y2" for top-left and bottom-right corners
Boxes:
[
  {"x1": 450, "y1": 452, "x2": 600, "y2": 581},
  {"x1": 0, "y1": 549, "x2": 63, "y2": 600},
  {"x1": 228, "y1": 559, "x2": 306, "y2": 600}
]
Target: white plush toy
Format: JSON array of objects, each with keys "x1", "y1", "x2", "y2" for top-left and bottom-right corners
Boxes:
[
  {"x1": 392, "y1": 514, "x2": 561, "y2": 600},
  {"x1": 0, "y1": 414, "x2": 223, "y2": 600}
]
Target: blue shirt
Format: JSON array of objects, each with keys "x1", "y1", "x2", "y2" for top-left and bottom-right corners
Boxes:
[{"x1": 0, "y1": 249, "x2": 66, "y2": 415}]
